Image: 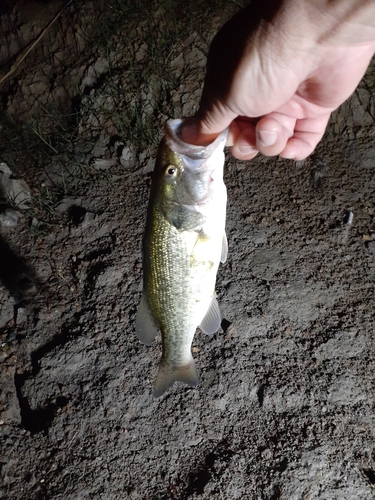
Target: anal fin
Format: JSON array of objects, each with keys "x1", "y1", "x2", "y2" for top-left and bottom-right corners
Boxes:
[{"x1": 199, "y1": 296, "x2": 221, "y2": 335}]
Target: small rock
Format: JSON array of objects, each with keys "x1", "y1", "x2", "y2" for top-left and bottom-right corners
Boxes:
[
  {"x1": 0, "y1": 162, "x2": 11, "y2": 176},
  {"x1": 0, "y1": 162, "x2": 31, "y2": 209},
  {"x1": 15, "y1": 307, "x2": 27, "y2": 325},
  {"x1": 120, "y1": 146, "x2": 135, "y2": 167},
  {"x1": 90, "y1": 158, "x2": 116, "y2": 170},
  {"x1": 344, "y1": 211, "x2": 354, "y2": 225},
  {"x1": 0, "y1": 208, "x2": 19, "y2": 227},
  {"x1": 6, "y1": 178, "x2": 31, "y2": 209},
  {"x1": 81, "y1": 212, "x2": 96, "y2": 226},
  {"x1": 55, "y1": 197, "x2": 83, "y2": 214}
]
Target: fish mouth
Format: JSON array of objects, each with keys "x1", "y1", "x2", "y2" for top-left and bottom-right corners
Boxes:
[{"x1": 165, "y1": 119, "x2": 228, "y2": 164}]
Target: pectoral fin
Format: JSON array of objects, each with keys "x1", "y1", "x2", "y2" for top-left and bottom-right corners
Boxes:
[
  {"x1": 221, "y1": 231, "x2": 228, "y2": 263},
  {"x1": 135, "y1": 292, "x2": 158, "y2": 346},
  {"x1": 199, "y1": 296, "x2": 221, "y2": 335},
  {"x1": 153, "y1": 356, "x2": 199, "y2": 398}
]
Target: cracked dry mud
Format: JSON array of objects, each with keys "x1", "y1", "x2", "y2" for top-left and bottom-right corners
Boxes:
[{"x1": 1, "y1": 1, "x2": 375, "y2": 499}]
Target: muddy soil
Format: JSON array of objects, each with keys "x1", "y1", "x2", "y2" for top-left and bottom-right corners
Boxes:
[{"x1": 1, "y1": 1, "x2": 375, "y2": 499}]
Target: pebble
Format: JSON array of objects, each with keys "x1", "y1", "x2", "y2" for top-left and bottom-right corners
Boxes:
[
  {"x1": 81, "y1": 212, "x2": 96, "y2": 226},
  {"x1": 0, "y1": 208, "x2": 19, "y2": 226},
  {"x1": 15, "y1": 307, "x2": 27, "y2": 325}
]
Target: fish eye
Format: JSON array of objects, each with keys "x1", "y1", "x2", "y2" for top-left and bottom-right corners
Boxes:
[{"x1": 165, "y1": 165, "x2": 178, "y2": 177}]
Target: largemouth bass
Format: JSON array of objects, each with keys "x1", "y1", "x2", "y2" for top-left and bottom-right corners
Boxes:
[{"x1": 136, "y1": 118, "x2": 228, "y2": 398}]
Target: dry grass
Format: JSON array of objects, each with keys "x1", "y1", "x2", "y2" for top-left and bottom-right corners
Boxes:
[{"x1": 0, "y1": 0, "x2": 245, "y2": 225}]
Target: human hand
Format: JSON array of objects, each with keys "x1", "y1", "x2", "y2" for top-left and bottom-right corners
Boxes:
[{"x1": 181, "y1": 0, "x2": 375, "y2": 161}]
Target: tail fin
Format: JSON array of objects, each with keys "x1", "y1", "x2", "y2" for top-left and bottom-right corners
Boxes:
[{"x1": 153, "y1": 357, "x2": 199, "y2": 398}]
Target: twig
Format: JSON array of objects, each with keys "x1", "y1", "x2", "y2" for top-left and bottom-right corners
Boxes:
[{"x1": 0, "y1": 0, "x2": 74, "y2": 86}]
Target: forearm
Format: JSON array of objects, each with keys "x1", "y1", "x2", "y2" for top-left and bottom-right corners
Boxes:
[{"x1": 272, "y1": 0, "x2": 375, "y2": 45}]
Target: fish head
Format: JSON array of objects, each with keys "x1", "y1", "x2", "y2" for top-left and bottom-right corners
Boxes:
[{"x1": 154, "y1": 119, "x2": 228, "y2": 208}]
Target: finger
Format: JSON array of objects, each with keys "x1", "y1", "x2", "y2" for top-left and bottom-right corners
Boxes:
[
  {"x1": 229, "y1": 120, "x2": 258, "y2": 160},
  {"x1": 279, "y1": 113, "x2": 331, "y2": 160},
  {"x1": 255, "y1": 115, "x2": 296, "y2": 156}
]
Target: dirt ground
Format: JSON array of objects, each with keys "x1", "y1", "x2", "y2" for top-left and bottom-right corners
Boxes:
[{"x1": 1, "y1": 1, "x2": 375, "y2": 499}]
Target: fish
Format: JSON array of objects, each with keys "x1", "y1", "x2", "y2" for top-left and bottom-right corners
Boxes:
[{"x1": 135, "y1": 118, "x2": 228, "y2": 398}]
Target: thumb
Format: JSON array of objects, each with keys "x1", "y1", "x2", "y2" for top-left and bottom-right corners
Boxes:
[{"x1": 180, "y1": 104, "x2": 238, "y2": 145}]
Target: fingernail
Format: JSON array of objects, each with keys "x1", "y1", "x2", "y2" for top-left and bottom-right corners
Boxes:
[
  {"x1": 237, "y1": 129, "x2": 256, "y2": 154},
  {"x1": 238, "y1": 144, "x2": 257, "y2": 154},
  {"x1": 258, "y1": 130, "x2": 277, "y2": 147}
]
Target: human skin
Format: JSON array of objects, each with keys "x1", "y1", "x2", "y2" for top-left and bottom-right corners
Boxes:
[{"x1": 180, "y1": 0, "x2": 375, "y2": 160}]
